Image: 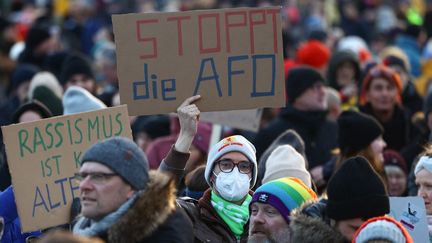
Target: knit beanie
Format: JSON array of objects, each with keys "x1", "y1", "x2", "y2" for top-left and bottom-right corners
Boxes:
[
  {"x1": 359, "y1": 64, "x2": 403, "y2": 106},
  {"x1": 138, "y1": 115, "x2": 171, "y2": 139},
  {"x1": 262, "y1": 145, "x2": 311, "y2": 187},
  {"x1": 353, "y1": 216, "x2": 413, "y2": 243},
  {"x1": 25, "y1": 26, "x2": 50, "y2": 50},
  {"x1": 338, "y1": 110, "x2": 384, "y2": 153},
  {"x1": 383, "y1": 150, "x2": 408, "y2": 174},
  {"x1": 60, "y1": 54, "x2": 94, "y2": 85},
  {"x1": 286, "y1": 66, "x2": 325, "y2": 104},
  {"x1": 11, "y1": 100, "x2": 53, "y2": 123},
  {"x1": 205, "y1": 135, "x2": 257, "y2": 187},
  {"x1": 326, "y1": 156, "x2": 389, "y2": 220},
  {"x1": 296, "y1": 40, "x2": 330, "y2": 69},
  {"x1": 251, "y1": 177, "x2": 317, "y2": 223},
  {"x1": 10, "y1": 64, "x2": 39, "y2": 91},
  {"x1": 414, "y1": 155, "x2": 432, "y2": 175},
  {"x1": 81, "y1": 137, "x2": 149, "y2": 190},
  {"x1": 63, "y1": 86, "x2": 106, "y2": 115},
  {"x1": 28, "y1": 71, "x2": 63, "y2": 100},
  {"x1": 383, "y1": 55, "x2": 408, "y2": 72},
  {"x1": 33, "y1": 86, "x2": 63, "y2": 116}
]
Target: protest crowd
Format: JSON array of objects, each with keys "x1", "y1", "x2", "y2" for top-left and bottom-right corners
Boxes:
[{"x1": 1, "y1": 0, "x2": 432, "y2": 242}]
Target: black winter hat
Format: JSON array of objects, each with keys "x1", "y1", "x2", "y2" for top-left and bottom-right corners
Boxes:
[
  {"x1": 12, "y1": 100, "x2": 53, "y2": 123},
  {"x1": 286, "y1": 66, "x2": 324, "y2": 104},
  {"x1": 25, "y1": 26, "x2": 50, "y2": 50},
  {"x1": 326, "y1": 156, "x2": 389, "y2": 220},
  {"x1": 338, "y1": 110, "x2": 383, "y2": 153},
  {"x1": 60, "y1": 54, "x2": 94, "y2": 85}
]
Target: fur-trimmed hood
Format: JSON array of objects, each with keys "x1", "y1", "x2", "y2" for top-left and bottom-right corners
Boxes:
[
  {"x1": 108, "y1": 170, "x2": 177, "y2": 243},
  {"x1": 289, "y1": 200, "x2": 347, "y2": 243}
]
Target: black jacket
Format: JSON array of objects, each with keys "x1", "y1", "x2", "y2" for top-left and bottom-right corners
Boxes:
[{"x1": 254, "y1": 105, "x2": 338, "y2": 169}]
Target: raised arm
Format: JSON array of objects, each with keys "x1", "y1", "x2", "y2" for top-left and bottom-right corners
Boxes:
[{"x1": 159, "y1": 95, "x2": 201, "y2": 185}]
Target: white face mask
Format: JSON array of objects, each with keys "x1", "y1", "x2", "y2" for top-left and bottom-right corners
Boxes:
[{"x1": 214, "y1": 168, "x2": 251, "y2": 201}]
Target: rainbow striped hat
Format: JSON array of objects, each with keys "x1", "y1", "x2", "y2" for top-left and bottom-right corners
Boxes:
[{"x1": 251, "y1": 177, "x2": 317, "y2": 223}]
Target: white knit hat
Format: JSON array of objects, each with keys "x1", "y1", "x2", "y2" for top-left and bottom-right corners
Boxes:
[
  {"x1": 415, "y1": 155, "x2": 432, "y2": 175},
  {"x1": 205, "y1": 135, "x2": 257, "y2": 187},
  {"x1": 355, "y1": 218, "x2": 409, "y2": 243},
  {"x1": 262, "y1": 145, "x2": 311, "y2": 187},
  {"x1": 63, "y1": 86, "x2": 106, "y2": 115}
]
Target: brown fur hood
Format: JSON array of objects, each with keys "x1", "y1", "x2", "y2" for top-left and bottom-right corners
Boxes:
[
  {"x1": 108, "y1": 171, "x2": 177, "y2": 243},
  {"x1": 289, "y1": 200, "x2": 346, "y2": 243}
]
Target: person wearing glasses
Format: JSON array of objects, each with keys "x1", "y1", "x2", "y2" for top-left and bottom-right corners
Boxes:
[{"x1": 70, "y1": 136, "x2": 193, "y2": 242}]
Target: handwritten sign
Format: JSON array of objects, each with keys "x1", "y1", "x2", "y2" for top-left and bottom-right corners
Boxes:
[
  {"x1": 1, "y1": 106, "x2": 132, "y2": 232},
  {"x1": 200, "y1": 109, "x2": 263, "y2": 132},
  {"x1": 112, "y1": 7, "x2": 285, "y2": 115},
  {"x1": 389, "y1": 197, "x2": 429, "y2": 242}
]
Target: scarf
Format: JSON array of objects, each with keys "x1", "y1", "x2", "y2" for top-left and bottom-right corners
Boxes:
[
  {"x1": 73, "y1": 193, "x2": 138, "y2": 237},
  {"x1": 211, "y1": 191, "x2": 251, "y2": 239}
]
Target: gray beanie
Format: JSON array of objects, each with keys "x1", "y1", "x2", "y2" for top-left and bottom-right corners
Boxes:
[{"x1": 81, "y1": 137, "x2": 149, "y2": 190}]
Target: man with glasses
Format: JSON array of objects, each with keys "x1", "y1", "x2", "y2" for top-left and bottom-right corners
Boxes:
[
  {"x1": 71, "y1": 137, "x2": 193, "y2": 242},
  {"x1": 176, "y1": 133, "x2": 258, "y2": 242}
]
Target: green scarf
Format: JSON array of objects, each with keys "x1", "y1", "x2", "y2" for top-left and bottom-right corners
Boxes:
[{"x1": 211, "y1": 191, "x2": 252, "y2": 239}]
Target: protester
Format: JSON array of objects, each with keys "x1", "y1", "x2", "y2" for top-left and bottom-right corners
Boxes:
[
  {"x1": 254, "y1": 66, "x2": 338, "y2": 187},
  {"x1": 384, "y1": 150, "x2": 408, "y2": 197},
  {"x1": 326, "y1": 50, "x2": 361, "y2": 110},
  {"x1": 290, "y1": 156, "x2": 390, "y2": 242},
  {"x1": 414, "y1": 146, "x2": 432, "y2": 241},
  {"x1": 248, "y1": 177, "x2": 317, "y2": 243},
  {"x1": 359, "y1": 64, "x2": 412, "y2": 152},
  {"x1": 60, "y1": 54, "x2": 96, "y2": 94},
  {"x1": 352, "y1": 216, "x2": 413, "y2": 243},
  {"x1": 72, "y1": 136, "x2": 193, "y2": 242}
]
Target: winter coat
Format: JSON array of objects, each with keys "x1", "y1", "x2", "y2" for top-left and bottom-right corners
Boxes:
[
  {"x1": 72, "y1": 171, "x2": 193, "y2": 243},
  {"x1": 0, "y1": 186, "x2": 42, "y2": 243},
  {"x1": 177, "y1": 189, "x2": 249, "y2": 243},
  {"x1": 254, "y1": 105, "x2": 338, "y2": 169},
  {"x1": 360, "y1": 103, "x2": 413, "y2": 152},
  {"x1": 402, "y1": 80, "x2": 423, "y2": 117},
  {"x1": 289, "y1": 199, "x2": 347, "y2": 243}
]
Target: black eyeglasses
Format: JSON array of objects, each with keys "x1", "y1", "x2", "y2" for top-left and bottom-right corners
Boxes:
[
  {"x1": 74, "y1": 172, "x2": 117, "y2": 184},
  {"x1": 216, "y1": 159, "x2": 252, "y2": 174}
]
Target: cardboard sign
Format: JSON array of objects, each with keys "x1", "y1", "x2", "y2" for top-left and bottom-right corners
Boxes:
[
  {"x1": 200, "y1": 109, "x2": 263, "y2": 132},
  {"x1": 389, "y1": 197, "x2": 429, "y2": 242},
  {"x1": 1, "y1": 106, "x2": 132, "y2": 232},
  {"x1": 112, "y1": 7, "x2": 285, "y2": 116}
]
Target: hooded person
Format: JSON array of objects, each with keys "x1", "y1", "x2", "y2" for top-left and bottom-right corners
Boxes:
[
  {"x1": 71, "y1": 137, "x2": 193, "y2": 242},
  {"x1": 289, "y1": 156, "x2": 390, "y2": 242},
  {"x1": 326, "y1": 50, "x2": 361, "y2": 110},
  {"x1": 253, "y1": 66, "x2": 338, "y2": 182},
  {"x1": 248, "y1": 177, "x2": 317, "y2": 243}
]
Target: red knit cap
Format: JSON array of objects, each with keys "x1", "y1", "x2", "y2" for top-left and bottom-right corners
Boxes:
[
  {"x1": 296, "y1": 40, "x2": 330, "y2": 69},
  {"x1": 359, "y1": 64, "x2": 403, "y2": 106}
]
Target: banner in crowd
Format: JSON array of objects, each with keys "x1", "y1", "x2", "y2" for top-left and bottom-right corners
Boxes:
[
  {"x1": 200, "y1": 109, "x2": 263, "y2": 132},
  {"x1": 112, "y1": 7, "x2": 285, "y2": 115},
  {"x1": 1, "y1": 106, "x2": 132, "y2": 232},
  {"x1": 389, "y1": 196, "x2": 429, "y2": 242}
]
